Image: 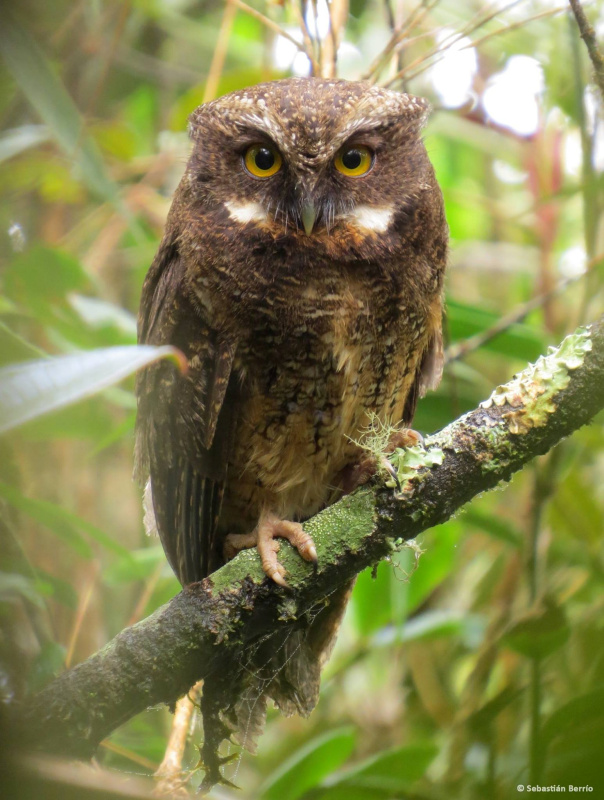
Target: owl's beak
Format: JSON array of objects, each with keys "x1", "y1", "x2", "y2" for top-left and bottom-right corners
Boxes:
[{"x1": 301, "y1": 202, "x2": 317, "y2": 236}]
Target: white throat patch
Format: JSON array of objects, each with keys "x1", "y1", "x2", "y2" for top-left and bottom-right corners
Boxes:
[
  {"x1": 225, "y1": 200, "x2": 267, "y2": 225},
  {"x1": 345, "y1": 205, "x2": 395, "y2": 233}
]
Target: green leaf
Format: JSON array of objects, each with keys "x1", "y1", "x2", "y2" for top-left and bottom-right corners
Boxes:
[
  {"x1": 69, "y1": 295, "x2": 138, "y2": 342},
  {"x1": 88, "y1": 411, "x2": 136, "y2": 454},
  {"x1": 0, "y1": 345, "x2": 184, "y2": 434},
  {"x1": 0, "y1": 571, "x2": 46, "y2": 608},
  {"x1": 468, "y1": 685, "x2": 525, "y2": 739},
  {"x1": 17, "y1": 397, "x2": 115, "y2": 442},
  {"x1": 548, "y1": 471, "x2": 604, "y2": 546},
  {"x1": 259, "y1": 728, "x2": 356, "y2": 800},
  {"x1": 0, "y1": 319, "x2": 46, "y2": 365},
  {"x1": 462, "y1": 507, "x2": 523, "y2": 546},
  {"x1": 35, "y1": 570, "x2": 79, "y2": 609},
  {"x1": 322, "y1": 742, "x2": 437, "y2": 794},
  {"x1": 0, "y1": 124, "x2": 49, "y2": 163},
  {"x1": 447, "y1": 299, "x2": 546, "y2": 362},
  {"x1": 351, "y1": 561, "x2": 394, "y2": 636},
  {"x1": 372, "y1": 610, "x2": 484, "y2": 648},
  {"x1": 0, "y1": 9, "x2": 118, "y2": 203},
  {"x1": 28, "y1": 640, "x2": 66, "y2": 692},
  {"x1": 314, "y1": 788, "x2": 385, "y2": 800},
  {"x1": 0, "y1": 481, "x2": 131, "y2": 558},
  {"x1": 503, "y1": 597, "x2": 570, "y2": 659},
  {"x1": 406, "y1": 521, "x2": 462, "y2": 612},
  {"x1": 542, "y1": 688, "x2": 604, "y2": 747},
  {"x1": 103, "y1": 545, "x2": 167, "y2": 585},
  {"x1": 4, "y1": 246, "x2": 90, "y2": 307}
]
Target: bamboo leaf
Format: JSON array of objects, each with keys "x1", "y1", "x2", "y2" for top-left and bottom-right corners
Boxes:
[
  {"x1": 321, "y1": 742, "x2": 438, "y2": 793},
  {"x1": 260, "y1": 728, "x2": 356, "y2": 800},
  {"x1": 0, "y1": 482, "x2": 131, "y2": 558},
  {"x1": 0, "y1": 345, "x2": 185, "y2": 435},
  {"x1": 0, "y1": 8, "x2": 117, "y2": 202},
  {"x1": 0, "y1": 124, "x2": 49, "y2": 163}
]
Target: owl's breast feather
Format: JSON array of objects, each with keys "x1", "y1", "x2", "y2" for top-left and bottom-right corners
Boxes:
[{"x1": 223, "y1": 288, "x2": 430, "y2": 525}]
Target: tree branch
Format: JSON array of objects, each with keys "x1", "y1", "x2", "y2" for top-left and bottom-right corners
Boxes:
[
  {"x1": 16, "y1": 315, "x2": 604, "y2": 759},
  {"x1": 569, "y1": 0, "x2": 604, "y2": 103}
]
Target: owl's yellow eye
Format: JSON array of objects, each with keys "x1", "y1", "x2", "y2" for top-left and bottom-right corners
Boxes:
[
  {"x1": 244, "y1": 144, "x2": 282, "y2": 178},
  {"x1": 334, "y1": 145, "x2": 374, "y2": 177}
]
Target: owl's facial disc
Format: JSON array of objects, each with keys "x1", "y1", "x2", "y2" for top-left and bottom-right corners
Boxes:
[{"x1": 224, "y1": 129, "x2": 393, "y2": 237}]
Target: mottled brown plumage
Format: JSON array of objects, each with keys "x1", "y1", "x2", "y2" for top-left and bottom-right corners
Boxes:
[{"x1": 135, "y1": 77, "x2": 447, "y2": 788}]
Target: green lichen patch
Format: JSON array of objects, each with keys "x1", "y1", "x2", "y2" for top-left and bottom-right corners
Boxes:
[
  {"x1": 304, "y1": 486, "x2": 376, "y2": 562},
  {"x1": 209, "y1": 548, "x2": 267, "y2": 595},
  {"x1": 388, "y1": 444, "x2": 445, "y2": 490},
  {"x1": 479, "y1": 328, "x2": 592, "y2": 434}
]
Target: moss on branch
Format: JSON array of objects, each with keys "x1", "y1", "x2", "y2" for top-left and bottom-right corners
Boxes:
[{"x1": 16, "y1": 315, "x2": 604, "y2": 759}]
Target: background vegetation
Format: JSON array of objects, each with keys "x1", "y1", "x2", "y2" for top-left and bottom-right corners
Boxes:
[{"x1": 1, "y1": 0, "x2": 603, "y2": 797}]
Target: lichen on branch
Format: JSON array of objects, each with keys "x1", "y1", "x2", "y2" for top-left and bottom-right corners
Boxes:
[{"x1": 480, "y1": 328, "x2": 592, "y2": 434}]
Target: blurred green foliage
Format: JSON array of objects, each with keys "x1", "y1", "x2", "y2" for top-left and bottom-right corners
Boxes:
[{"x1": 0, "y1": 0, "x2": 603, "y2": 798}]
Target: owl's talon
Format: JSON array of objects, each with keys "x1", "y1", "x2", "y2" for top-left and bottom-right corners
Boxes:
[
  {"x1": 306, "y1": 543, "x2": 318, "y2": 564},
  {"x1": 224, "y1": 514, "x2": 317, "y2": 586},
  {"x1": 266, "y1": 565, "x2": 289, "y2": 588},
  {"x1": 381, "y1": 457, "x2": 401, "y2": 492}
]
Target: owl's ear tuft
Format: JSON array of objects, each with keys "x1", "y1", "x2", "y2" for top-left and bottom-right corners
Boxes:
[
  {"x1": 187, "y1": 104, "x2": 229, "y2": 141},
  {"x1": 188, "y1": 106, "x2": 208, "y2": 141},
  {"x1": 356, "y1": 89, "x2": 431, "y2": 135},
  {"x1": 396, "y1": 93, "x2": 431, "y2": 128}
]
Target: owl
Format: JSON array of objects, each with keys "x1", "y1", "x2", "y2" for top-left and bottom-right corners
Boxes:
[{"x1": 135, "y1": 77, "x2": 447, "y2": 788}]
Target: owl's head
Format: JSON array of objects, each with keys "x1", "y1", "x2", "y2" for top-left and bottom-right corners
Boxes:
[{"x1": 185, "y1": 78, "x2": 434, "y2": 239}]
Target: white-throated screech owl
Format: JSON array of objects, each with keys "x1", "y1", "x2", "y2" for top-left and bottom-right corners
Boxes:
[{"x1": 135, "y1": 77, "x2": 447, "y2": 789}]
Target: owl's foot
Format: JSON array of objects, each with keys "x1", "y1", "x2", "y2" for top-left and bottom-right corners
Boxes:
[
  {"x1": 342, "y1": 427, "x2": 424, "y2": 494},
  {"x1": 224, "y1": 513, "x2": 317, "y2": 588}
]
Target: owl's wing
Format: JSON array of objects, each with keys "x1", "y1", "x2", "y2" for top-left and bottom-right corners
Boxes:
[
  {"x1": 403, "y1": 318, "x2": 444, "y2": 425},
  {"x1": 135, "y1": 238, "x2": 239, "y2": 584}
]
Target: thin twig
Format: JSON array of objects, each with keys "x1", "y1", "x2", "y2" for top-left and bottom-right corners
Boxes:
[
  {"x1": 444, "y1": 271, "x2": 587, "y2": 365},
  {"x1": 291, "y1": 0, "x2": 319, "y2": 75},
  {"x1": 127, "y1": 561, "x2": 164, "y2": 627},
  {"x1": 569, "y1": 0, "x2": 604, "y2": 103},
  {"x1": 404, "y1": 5, "x2": 565, "y2": 85},
  {"x1": 309, "y1": 0, "x2": 324, "y2": 76},
  {"x1": 101, "y1": 740, "x2": 159, "y2": 772},
  {"x1": 202, "y1": 0, "x2": 238, "y2": 104},
  {"x1": 154, "y1": 681, "x2": 203, "y2": 798},
  {"x1": 567, "y1": 10, "x2": 602, "y2": 322},
  {"x1": 321, "y1": 0, "x2": 349, "y2": 78},
  {"x1": 464, "y1": 6, "x2": 565, "y2": 54},
  {"x1": 64, "y1": 562, "x2": 99, "y2": 670},
  {"x1": 402, "y1": 6, "x2": 564, "y2": 86},
  {"x1": 363, "y1": 0, "x2": 440, "y2": 81},
  {"x1": 233, "y1": 0, "x2": 313, "y2": 61},
  {"x1": 383, "y1": 0, "x2": 525, "y2": 88},
  {"x1": 84, "y1": 0, "x2": 132, "y2": 119}
]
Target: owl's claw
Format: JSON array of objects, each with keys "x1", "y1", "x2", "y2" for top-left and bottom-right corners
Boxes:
[
  {"x1": 381, "y1": 457, "x2": 401, "y2": 492},
  {"x1": 224, "y1": 514, "x2": 317, "y2": 587}
]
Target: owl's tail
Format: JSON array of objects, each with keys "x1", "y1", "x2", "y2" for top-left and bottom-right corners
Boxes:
[{"x1": 198, "y1": 579, "x2": 355, "y2": 792}]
